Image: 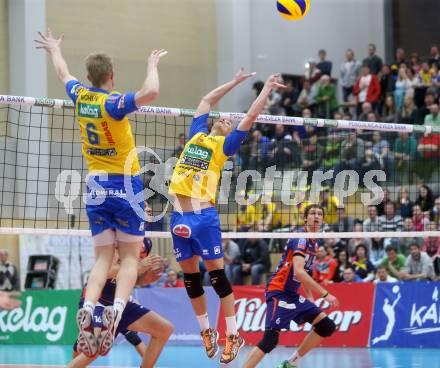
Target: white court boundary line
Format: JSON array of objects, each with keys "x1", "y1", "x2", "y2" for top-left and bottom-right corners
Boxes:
[
  {"x1": 1, "y1": 227, "x2": 440, "y2": 239},
  {"x1": 0, "y1": 94, "x2": 438, "y2": 133}
]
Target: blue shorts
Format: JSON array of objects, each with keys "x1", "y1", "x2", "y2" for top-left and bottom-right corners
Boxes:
[
  {"x1": 170, "y1": 207, "x2": 223, "y2": 262},
  {"x1": 86, "y1": 174, "x2": 145, "y2": 236},
  {"x1": 265, "y1": 292, "x2": 322, "y2": 330},
  {"x1": 79, "y1": 300, "x2": 150, "y2": 336}
]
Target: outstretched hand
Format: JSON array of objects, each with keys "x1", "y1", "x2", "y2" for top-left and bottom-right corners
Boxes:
[
  {"x1": 34, "y1": 28, "x2": 64, "y2": 52},
  {"x1": 234, "y1": 67, "x2": 257, "y2": 83},
  {"x1": 148, "y1": 49, "x2": 168, "y2": 66},
  {"x1": 264, "y1": 73, "x2": 286, "y2": 90},
  {"x1": 0, "y1": 291, "x2": 21, "y2": 310}
]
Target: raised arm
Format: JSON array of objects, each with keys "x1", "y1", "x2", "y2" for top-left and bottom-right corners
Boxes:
[
  {"x1": 135, "y1": 49, "x2": 168, "y2": 107},
  {"x1": 194, "y1": 68, "x2": 256, "y2": 118},
  {"x1": 236, "y1": 74, "x2": 285, "y2": 132},
  {"x1": 35, "y1": 28, "x2": 76, "y2": 85}
]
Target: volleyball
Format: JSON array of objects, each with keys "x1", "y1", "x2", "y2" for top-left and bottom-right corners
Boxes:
[{"x1": 277, "y1": 0, "x2": 310, "y2": 21}]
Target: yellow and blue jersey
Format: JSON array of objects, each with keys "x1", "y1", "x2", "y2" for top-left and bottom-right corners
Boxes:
[
  {"x1": 169, "y1": 114, "x2": 247, "y2": 204},
  {"x1": 66, "y1": 80, "x2": 140, "y2": 175}
]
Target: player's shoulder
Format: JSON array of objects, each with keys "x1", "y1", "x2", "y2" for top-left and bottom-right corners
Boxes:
[
  {"x1": 66, "y1": 80, "x2": 87, "y2": 97},
  {"x1": 287, "y1": 236, "x2": 307, "y2": 250}
]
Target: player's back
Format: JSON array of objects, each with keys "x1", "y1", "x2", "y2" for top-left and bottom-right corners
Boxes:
[
  {"x1": 66, "y1": 81, "x2": 140, "y2": 175},
  {"x1": 267, "y1": 230, "x2": 318, "y2": 296}
]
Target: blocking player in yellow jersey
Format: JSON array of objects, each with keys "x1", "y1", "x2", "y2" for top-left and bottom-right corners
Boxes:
[
  {"x1": 169, "y1": 70, "x2": 285, "y2": 364},
  {"x1": 35, "y1": 29, "x2": 167, "y2": 360}
]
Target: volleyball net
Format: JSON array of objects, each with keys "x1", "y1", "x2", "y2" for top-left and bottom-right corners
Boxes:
[{"x1": 2, "y1": 94, "x2": 440, "y2": 242}]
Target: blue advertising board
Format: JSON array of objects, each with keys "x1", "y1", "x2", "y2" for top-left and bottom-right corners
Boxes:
[{"x1": 370, "y1": 282, "x2": 440, "y2": 348}]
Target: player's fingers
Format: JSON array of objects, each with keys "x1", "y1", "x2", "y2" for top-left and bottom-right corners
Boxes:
[
  {"x1": 158, "y1": 50, "x2": 168, "y2": 58},
  {"x1": 34, "y1": 39, "x2": 45, "y2": 44},
  {"x1": 275, "y1": 82, "x2": 287, "y2": 89},
  {"x1": 60, "y1": 34, "x2": 65, "y2": 42},
  {"x1": 38, "y1": 31, "x2": 48, "y2": 41},
  {"x1": 245, "y1": 72, "x2": 257, "y2": 78},
  {"x1": 48, "y1": 27, "x2": 52, "y2": 37}
]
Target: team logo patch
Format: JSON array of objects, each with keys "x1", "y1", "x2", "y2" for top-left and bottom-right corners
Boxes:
[
  {"x1": 214, "y1": 246, "x2": 221, "y2": 255},
  {"x1": 202, "y1": 249, "x2": 209, "y2": 256},
  {"x1": 297, "y1": 239, "x2": 306, "y2": 250},
  {"x1": 118, "y1": 95, "x2": 126, "y2": 109},
  {"x1": 173, "y1": 224, "x2": 192, "y2": 238}
]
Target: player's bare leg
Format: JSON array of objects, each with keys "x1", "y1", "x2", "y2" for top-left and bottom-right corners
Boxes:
[
  {"x1": 98, "y1": 239, "x2": 142, "y2": 356},
  {"x1": 77, "y1": 242, "x2": 114, "y2": 357},
  {"x1": 205, "y1": 258, "x2": 244, "y2": 364},
  {"x1": 67, "y1": 353, "x2": 95, "y2": 368},
  {"x1": 179, "y1": 256, "x2": 219, "y2": 358},
  {"x1": 128, "y1": 311, "x2": 174, "y2": 368},
  {"x1": 242, "y1": 346, "x2": 266, "y2": 368}
]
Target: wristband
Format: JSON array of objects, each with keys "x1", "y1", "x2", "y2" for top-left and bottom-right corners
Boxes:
[{"x1": 322, "y1": 291, "x2": 329, "y2": 298}]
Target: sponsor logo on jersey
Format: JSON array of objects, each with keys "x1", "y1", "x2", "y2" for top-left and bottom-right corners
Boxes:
[
  {"x1": 173, "y1": 224, "x2": 192, "y2": 238},
  {"x1": 80, "y1": 94, "x2": 98, "y2": 102},
  {"x1": 117, "y1": 95, "x2": 126, "y2": 109},
  {"x1": 86, "y1": 148, "x2": 117, "y2": 156},
  {"x1": 78, "y1": 103, "x2": 102, "y2": 119},
  {"x1": 214, "y1": 246, "x2": 221, "y2": 255},
  {"x1": 184, "y1": 144, "x2": 212, "y2": 161}
]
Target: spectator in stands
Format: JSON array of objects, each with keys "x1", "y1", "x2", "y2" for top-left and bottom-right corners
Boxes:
[
  {"x1": 236, "y1": 201, "x2": 257, "y2": 232},
  {"x1": 358, "y1": 102, "x2": 373, "y2": 121},
  {"x1": 363, "y1": 43, "x2": 383, "y2": 75},
  {"x1": 395, "y1": 67, "x2": 412, "y2": 109},
  {"x1": 163, "y1": 269, "x2": 184, "y2": 288},
  {"x1": 421, "y1": 220, "x2": 440, "y2": 255},
  {"x1": 429, "y1": 44, "x2": 440, "y2": 68},
  {"x1": 374, "y1": 265, "x2": 398, "y2": 283},
  {"x1": 371, "y1": 131, "x2": 395, "y2": 181},
  {"x1": 221, "y1": 238, "x2": 240, "y2": 283},
  {"x1": 418, "y1": 61, "x2": 432, "y2": 87},
  {"x1": 305, "y1": 58, "x2": 322, "y2": 84},
  {"x1": 172, "y1": 133, "x2": 186, "y2": 158},
  {"x1": 412, "y1": 204, "x2": 429, "y2": 231},
  {"x1": 394, "y1": 132, "x2": 417, "y2": 183},
  {"x1": 417, "y1": 131, "x2": 440, "y2": 182},
  {"x1": 232, "y1": 238, "x2": 270, "y2": 285},
  {"x1": 395, "y1": 186, "x2": 414, "y2": 218},
  {"x1": 312, "y1": 245, "x2": 337, "y2": 285},
  {"x1": 415, "y1": 184, "x2": 435, "y2": 213},
  {"x1": 331, "y1": 207, "x2": 355, "y2": 233},
  {"x1": 301, "y1": 131, "x2": 323, "y2": 185},
  {"x1": 353, "y1": 65, "x2": 381, "y2": 116},
  {"x1": 398, "y1": 217, "x2": 421, "y2": 256},
  {"x1": 334, "y1": 249, "x2": 351, "y2": 282},
  {"x1": 429, "y1": 196, "x2": 440, "y2": 224},
  {"x1": 0, "y1": 250, "x2": 18, "y2": 291},
  {"x1": 256, "y1": 193, "x2": 281, "y2": 232},
  {"x1": 316, "y1": 75, "x2": 338, "y2": 118},
  {"x1": 265, "y1": 87, "x2": 284, "y2": 115},
  {"x1": 281, "y1": 80, "x2": 298, "y2": 116},
  {"x1": 397, "y1": 95, "x2": 418, "y2": 125},
  {"x1": 418, "y1": 91, "x2": 436, "y2": 124},
  {"x1": 294, "y1": 79, "x2": 316, "y2": 114},
  {"x1": 401, "y1": 243, "x2": 436, "y2": 281},
  {"x1": 370, "y1": 238, "x2": 386, "y2": 267},
  {"x1": 382, "y1": 95, "x2": 398, "y2": 124},
  {"x1": 334, "y1": 131, "x2": 364, "y2": 176},
  {"x1": 249, "y1": 129, "x2": 270, "y2": 171},
  {"x1": 376, "y1": 188, "x2": 391, "y2": 216},
  {"x1": 322, "y1": 128, "x2": 341, "y2": 173},
  {"x1": 317, "y1": 49, "x2": 332, "y2": 76},
  {"x1": 392, "y1": 48, "x2": 408, "y2": 70},
  {"x1": 156, "y1": 258, "x2": 172, "y2": 287},
  {"x1": 410, "y1": 52, "x2": 422, "y2": 74},
  {"x1": 342, "y1": 266, "x2": 362, "y2": 283},
  {"x1": 352, "y1": 244, "x2": 375, "y2": 282},
  {"x1": 340, "y1": 48, "x2": 361, "y2": 103},
  {"x1": 380, "y1": 245, "x2": 406, "y2": 279},
  {"x1": 348, "y1": 223, "x2": 372, "y2": 257},
  {"x1": 320, "y1": 187, "x2": 339, "y2": 225},
  {"x1": 379, "y1": 65, "x2": 396, "y2": 108},
  {"x1": 363, "y1": 205, "x2": 382, "y2": 232},
  {"x1": 269, "y1": 124, "x2": 300, "y2": 169},
  {"x1": 379, "y1": 202, "x2": 403, "y2": 232},
  {"x1": 424, "y1": 103, "x2": 440, "y2": 127}
]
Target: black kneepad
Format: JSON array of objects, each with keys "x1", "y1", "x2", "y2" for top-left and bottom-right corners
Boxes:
[
  {"x1": 183, "y1": 272, "x2": 205, "y2": 299},
  {"x1": 124, "y1": 331, "x2": 142, "y2": 346},
  {"x1": 314, "y1": 316, "x2": 336, "y2": 338},
  {"x1": 209, "y1": 269, "x2": 233, "y2": 298},
  {"x1": 257, "y1": 329, "x2": 279, "y2": 354}
]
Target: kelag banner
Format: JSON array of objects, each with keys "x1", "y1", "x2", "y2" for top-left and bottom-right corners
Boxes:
[
  {"x1": 370, "y1": 282, "x2": 440, "y2": 348},
  {"x1": 217, "y1": 284, "x2": 375, "y2": 347},
  {"x1": 0, "y1": 289, "x2": 81, "y2": 345}
]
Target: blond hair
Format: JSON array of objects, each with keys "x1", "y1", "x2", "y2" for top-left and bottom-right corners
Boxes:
[{"x1": 85, "y1": 53, "x2": 113, "y2": 87}]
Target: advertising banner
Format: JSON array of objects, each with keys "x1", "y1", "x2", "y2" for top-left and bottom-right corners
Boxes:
[
  {"x1": 370, "y1": 282, "x2": 440, "y2": 348},
  {"x1": 217, "y1": 284, "x2": 375, "y2": 347},
  {"x1": 0, "y1": 289, "x2": 81, "y2": 345}
]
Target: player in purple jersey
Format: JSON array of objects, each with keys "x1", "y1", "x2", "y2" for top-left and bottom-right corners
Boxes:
[
  {"x1": 243, "y1": 204, "x2": 339, "y2": 368},
  {"x1": 68, "y1": 244, "x2": 173, "y2": 368}
]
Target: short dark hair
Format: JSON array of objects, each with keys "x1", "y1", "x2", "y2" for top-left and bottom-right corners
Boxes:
[
  {"x1": 410, "y1": 243, "x2": 420, "y2": 249},
  {"x1": 376, "y1": 265, "x2": 386, "y2": 271},
  {"x1": 385, "y1": 244, "x2": 397, "y2": 253},
  {"x1": 304, "y1": 204, "x2": 325, "y2": 218},
  {"x1": 85, "y1": 53, "x2": 113, "y2": 87}
]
